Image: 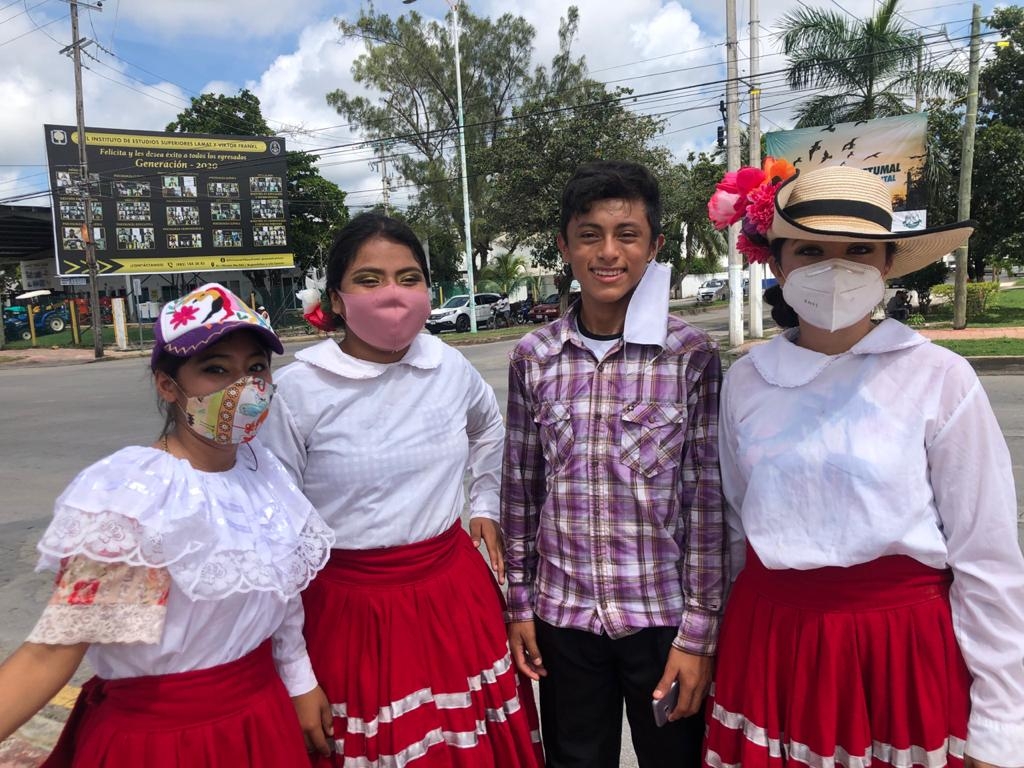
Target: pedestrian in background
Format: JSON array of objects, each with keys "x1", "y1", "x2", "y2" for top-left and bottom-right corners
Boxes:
[
  {"x1": 0, "y1": 283, "x2": 334, "y2": 767},
  {"x1": 502, "y1": 160, "x2": 727, "y2": 767},
  {"x1": 261, "y1": 213, "x2": 544, "y2": 767},
  {"x1": 705, "y1": 163, "x2": 1024, "y2": 768}
]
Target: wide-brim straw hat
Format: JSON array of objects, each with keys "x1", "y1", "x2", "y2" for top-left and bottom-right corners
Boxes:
[{"x1": 768, "y1": 166, "x2": 974, "y2": 279}]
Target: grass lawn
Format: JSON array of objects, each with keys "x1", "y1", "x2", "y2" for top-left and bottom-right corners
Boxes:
[
  {"x1": 932, "y1": 338, "x2": 1024, "y2": 357},
  {"x1": 923, "y1": 286, "x2": 1024, "y2": 328},
  {"x1": 3, "y1": 324, "x2": 155, "y2": 350}
]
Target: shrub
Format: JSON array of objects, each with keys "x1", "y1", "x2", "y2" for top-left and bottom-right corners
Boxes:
[
  {"x1": 930, "y1": 281, "x2": 1000, "y2": 316},
  {"x1": 906, "y1": 313, "x2": 926, "y2": 327}
]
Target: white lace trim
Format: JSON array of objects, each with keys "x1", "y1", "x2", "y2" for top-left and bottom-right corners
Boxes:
[
  {"x1": 27, "y1": 604, "x2": 165, "y2": 645},
  {"x1": 39, "y1": 513, "x2": 333, "y2": 601},
  {"x1": 36, "y1": 444, "x2": 335, "y2": 601}
]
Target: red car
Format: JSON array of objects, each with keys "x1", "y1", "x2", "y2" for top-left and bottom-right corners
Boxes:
[{"x1": 528, "y1": 293, "x2": 561, "y2": 323}]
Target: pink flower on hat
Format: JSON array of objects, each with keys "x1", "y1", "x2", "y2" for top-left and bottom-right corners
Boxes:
[
  {"x1": 738, "y1": 233, "x2": 772, "y2": 264},
  {"x1": 745, "y1": 183, "x2": 777, "y2": 235},
  {"x1": 170, "y1": 304, "x2": 199, "y2": 330}
]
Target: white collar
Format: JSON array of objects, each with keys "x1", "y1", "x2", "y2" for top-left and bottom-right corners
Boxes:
[
  {"x1": 748, "y1": 318, "x2": 929, "y2": 387},
  {"x1": 294, "y1": 333, "x2": 444, "y2": 380},
  {"x1": 622, "y1": 260, "x2": 671, "y2": 347}
]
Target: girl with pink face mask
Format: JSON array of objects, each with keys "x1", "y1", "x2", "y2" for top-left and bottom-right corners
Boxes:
[
  {"x1": 260, "y1": 213, "x2": 544, "y2": 767},
  {"x1": 703, "y1": 165, "x2": 1024, "y2": 768},
  {"x1": 0, "y1": 283, "x2": 334, "y2": 767}
]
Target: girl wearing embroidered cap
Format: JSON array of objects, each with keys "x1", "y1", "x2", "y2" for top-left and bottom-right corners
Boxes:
[
  {"x1": 0, "y1": 283, "x2": 335, "y2": 767},
  {"x1": 704, "y1": 165, "x2": 1024, "y2": 768}
]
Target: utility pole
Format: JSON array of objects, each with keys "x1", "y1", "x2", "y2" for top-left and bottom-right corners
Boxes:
[
  {"x1": 726, "y1": 0, "x2": 743, "y2": 348},
  {"x1": 954, "y1": 3, "x2": 981, "y2": 330},
  {"x1": 748, "y1": 0, "x2": 764, "y2": 338},
  {"x1": 64, "y1": 0, "x2": 104, "y2": 358},
  {"x1": 378, "y1": 141, "x2": 391, "y2": 214}
]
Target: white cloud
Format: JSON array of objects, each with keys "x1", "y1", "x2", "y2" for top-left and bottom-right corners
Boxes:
[
  {"x1": 0, "y1": 15, "x2": 187, "y2": 205},
  {"x1": 245, "y1": 19, "x2": 391, "y2": 210}
]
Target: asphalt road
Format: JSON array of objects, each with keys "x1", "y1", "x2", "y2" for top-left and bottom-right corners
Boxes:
[{"x1": 0, "y1": 309, "x2": 1021, "y2": 766}]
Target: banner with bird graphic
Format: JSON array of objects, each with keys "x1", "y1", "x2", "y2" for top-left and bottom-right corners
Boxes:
[{"x1": 765, "y1": 113, "x2": 928, "y2": 222}]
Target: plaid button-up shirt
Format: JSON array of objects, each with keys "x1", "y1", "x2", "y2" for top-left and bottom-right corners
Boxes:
[{"x1": 501, "y1": 307, "x2": 727, "y2": 654}]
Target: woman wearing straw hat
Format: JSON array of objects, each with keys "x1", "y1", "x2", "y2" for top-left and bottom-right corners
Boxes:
[{"x1": 704, "y1": 163, "x2": 1024, "y2": 768}]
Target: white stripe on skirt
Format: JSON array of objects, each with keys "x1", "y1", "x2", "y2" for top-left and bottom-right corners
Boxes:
[{"x1": 709, "y1": 700, "x2": 967, "y2": 768}]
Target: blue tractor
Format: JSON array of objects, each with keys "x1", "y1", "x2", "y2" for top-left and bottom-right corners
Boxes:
[{"x1": 3, "y1": 304, "x2": 69, "y2": 341}]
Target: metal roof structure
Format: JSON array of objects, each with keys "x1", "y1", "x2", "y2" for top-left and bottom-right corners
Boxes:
[{"x1": 0, "y1": 205, "x2": 54, "y2": 267}]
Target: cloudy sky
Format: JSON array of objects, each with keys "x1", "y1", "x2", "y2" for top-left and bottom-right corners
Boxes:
[{"x1": 0, "y1": 0, "x2": 995, "y2": 214}]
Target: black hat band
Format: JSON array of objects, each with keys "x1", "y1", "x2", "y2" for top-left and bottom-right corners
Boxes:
[{"x1": 783, "y1": 199, "x2": 893, "y2": 230}]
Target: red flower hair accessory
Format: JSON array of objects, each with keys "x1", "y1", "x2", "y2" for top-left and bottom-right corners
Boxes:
[{"x1": 707, "y1": 156, "x2": 796, "y2": 264}]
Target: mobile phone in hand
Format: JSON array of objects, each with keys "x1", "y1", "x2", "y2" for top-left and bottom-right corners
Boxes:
[{"x1": 651, "y1": 681, "x2": 680, "y2": 727}]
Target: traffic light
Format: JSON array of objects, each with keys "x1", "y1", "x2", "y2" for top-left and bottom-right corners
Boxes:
[{"x1": 717, "y1": 126, "x2": 725, "y2": 148}]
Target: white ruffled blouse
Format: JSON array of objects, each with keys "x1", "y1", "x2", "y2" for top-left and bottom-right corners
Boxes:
[{"x1": 28, "y1": 441, "x2": 334, "y2": 696}]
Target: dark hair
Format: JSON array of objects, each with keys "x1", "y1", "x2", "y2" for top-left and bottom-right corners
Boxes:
[
  {"x1": 151, "y1": 331, "x2": 273, "y2": 438},
  {"x1": 324, "y1": 213, "x2": 431, "y2": 330},
  {"x1": 765, "y1": 238, "x2": 899, "y2": 329},
  {"x1": 559, "y1": 160, "x2": 662, "y2": 242}
]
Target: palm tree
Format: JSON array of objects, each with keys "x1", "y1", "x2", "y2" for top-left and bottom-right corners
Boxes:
[
  {"x1": 478, "y1": 251, "x2": 529, "y2": 296},
  {"x1": 779, "y1": 0, "x2": 966, "y2": 127}
]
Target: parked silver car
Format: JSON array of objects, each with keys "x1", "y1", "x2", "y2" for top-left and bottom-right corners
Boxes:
[{"x1": 696, "y1": 279, "x2": 729, "y2": 303}]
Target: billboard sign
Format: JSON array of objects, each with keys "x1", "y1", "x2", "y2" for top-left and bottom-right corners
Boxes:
[
  {"x1": 765, "y1": 113, "x2": 928, "y2": 212},
  {"x1": 44, "y1": 125, "x2": 294, "y2": 276}
]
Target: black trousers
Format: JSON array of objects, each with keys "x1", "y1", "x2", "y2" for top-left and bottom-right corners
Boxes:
[{"x1": 534, "y1": 618, "x2": 705, "y2": 768}]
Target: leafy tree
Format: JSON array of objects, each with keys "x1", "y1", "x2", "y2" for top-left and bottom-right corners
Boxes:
[
  {"x1": 966, "y1": 6, "x2": 1024, "y2": 278},
  {"x1": 779, "y1": 0, "x2": 965, "y2": 127},
  {"x1": 485, "y1": 78, "x2": 670, "y2": 271},
  {"x1": 327, "y1": 6, "x2": 588, "y2": 275},
  {"x1": 660, "y1": 154, "x2": 727, "y2": 278},
  {"x1": 892, "y1": 260, "x2": 948, "y2": 308},
  {"x1": 478, "y1": 251, "x2": 528, "y2": 295},
  {"x1": 166, "y1": 90, "x2": 348, "y2": 303},
  {"x1": 980, "y1": 6, "x2": 1024, "y2": 128}
]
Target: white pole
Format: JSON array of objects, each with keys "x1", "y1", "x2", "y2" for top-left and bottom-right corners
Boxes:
[
  {"x1": 748, "y1": 0, "x2": 764, "y2": 338},
  {"x1": 451, "y1": 2, "x2": 478, "y2": 333},
  {"x1": 726, "y1": 0, "x2": 743, "y2": 348}
]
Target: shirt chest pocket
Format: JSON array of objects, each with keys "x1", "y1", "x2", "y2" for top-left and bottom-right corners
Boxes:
[
  {"x1": 535, "y1": 401, "x2": 574, "y2": 474},
  {"x1": 620, "y1": 401, "x2": 688, "y2": 478}
]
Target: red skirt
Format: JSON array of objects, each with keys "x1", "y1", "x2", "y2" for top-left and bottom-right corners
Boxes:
[
  {"x1": 302, "y1": 522, "x2": 543, "y2": 767},
  {"x1": 42, "y1": 640, "x2": 308, "y2": 768},
  {"x1": 704, "y1": 547, "x2": 971, "y2": 768}
]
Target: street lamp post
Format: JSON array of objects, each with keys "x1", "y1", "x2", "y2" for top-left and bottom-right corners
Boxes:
[{"x1": 403, "y1": 0, "x2": 477, "y2": 332}]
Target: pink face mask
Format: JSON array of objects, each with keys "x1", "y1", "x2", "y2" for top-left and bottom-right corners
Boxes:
[{"x1": 339, "y1": 285, "x2": 431, "y2": 353}]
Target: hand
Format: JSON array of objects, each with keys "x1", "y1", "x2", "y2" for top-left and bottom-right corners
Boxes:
[
  {"x1": 469, "y1": 517, "x2": 505, "y2": 585},
  {"x1": 508, "y1": 620, "x2": 547, "y2": 681},
  {"x1": 652, "y1": 648, "x2": 712, "y2": 721},
  {"x1": 292, "y1": 686, "x2": 333, "y2": 758}
]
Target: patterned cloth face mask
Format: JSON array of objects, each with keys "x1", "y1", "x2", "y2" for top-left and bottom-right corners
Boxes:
[{"x1": 175, "y1": 375, "x2": 276, "y2": 445}]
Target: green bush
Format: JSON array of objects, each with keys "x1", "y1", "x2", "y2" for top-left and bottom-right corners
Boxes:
[
  {"x1": 930, "y1": 281, "x2": 1000, "y2": 317},
  {"x1": 906, "y1": 313, "x2": 926, "y2": 327}
]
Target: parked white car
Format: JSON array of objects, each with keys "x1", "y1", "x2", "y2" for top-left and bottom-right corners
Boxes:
[{"x1": 425, "y1": 292, "x2": 500, "y2": 334}]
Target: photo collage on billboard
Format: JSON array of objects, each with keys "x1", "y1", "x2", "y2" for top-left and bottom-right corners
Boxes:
[{"x1": 44, "y1": 125, "x2": 294, "y2": 275}]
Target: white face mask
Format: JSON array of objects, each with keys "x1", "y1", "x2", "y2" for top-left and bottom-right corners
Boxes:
[{"x1": 781, "y1": 258, "x2": 885, "y2": 332}]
